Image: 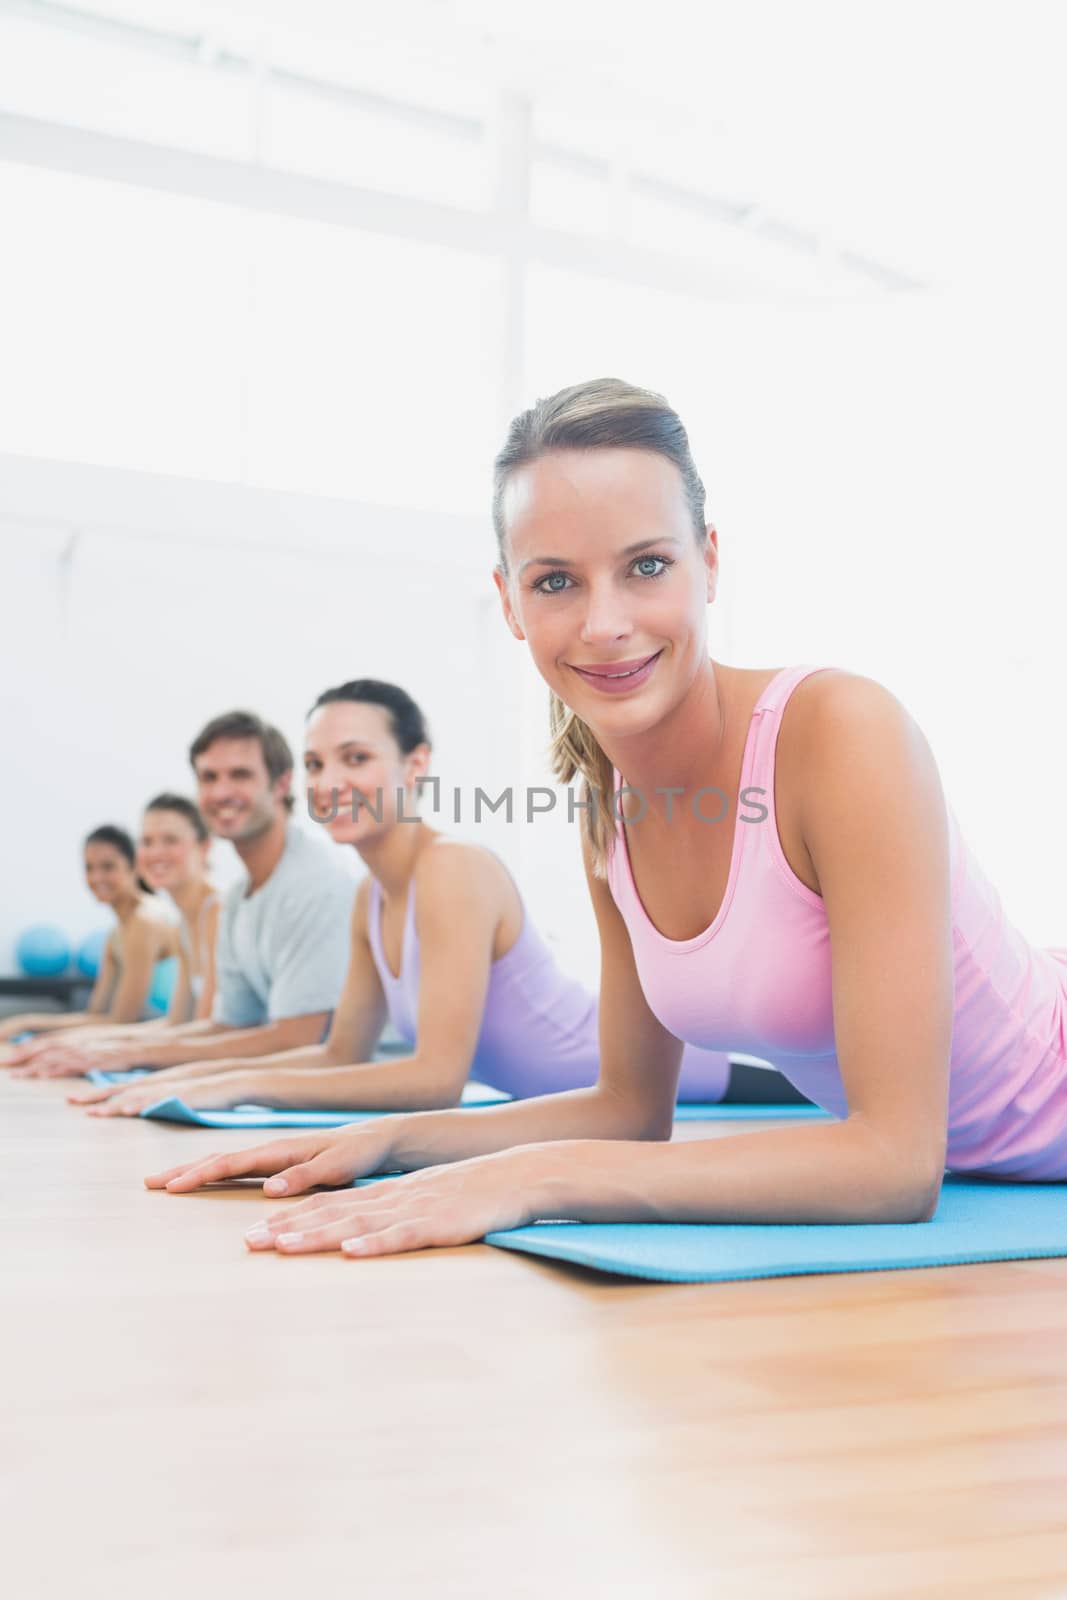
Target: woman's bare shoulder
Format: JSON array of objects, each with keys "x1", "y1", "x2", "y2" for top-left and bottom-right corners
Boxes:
[
  {"x1": 124, "y1": 899, "x2": 181, "y2": 954},
  {"x1": 774, "y1": 669, "x2": 924, "y2": 889},
  {"x1": 783, "y1": 668, "x2": 936, "y2": 813},
  {"x1": 414, "y1": 837, "x2": 507, "y2": 895},
  {"x1": 783, "y1": 668, "x2": 913, "y2": 744}
]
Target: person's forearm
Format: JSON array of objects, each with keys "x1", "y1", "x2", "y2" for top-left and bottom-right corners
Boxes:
[
  {"x1": 132, "y1": 1021, "x2": 312, "y2": 1068},
  {"x1": 386, "y1": 1083, "x2": 661, "y2": 1172},
  {"x1": 83, "y1": 1020, "x2": 171, "y2": 1040},
  {"x1": 223, "y1": 1042, "x2": 331, "y2": 1084},
  {"x1": 161, "y1": 1019, "x2": 233, "y2": 1040},
  {"x1": 104, "y1": 1019, "x2": 231, "y2": 1055},
  {"x1": 520, "y1": 1116, "x2": 940, "y2": 1226},
  {"x1": 233, "y1": 1054, "x2": 458, "y2": 1109},
  {"x1": 5, "y1": 1011, "x2": 93, "y2": 1035}
]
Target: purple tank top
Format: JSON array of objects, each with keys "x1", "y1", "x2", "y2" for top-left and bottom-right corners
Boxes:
[{"x1": 366, "y1": 867, "x2": 732, "y2": 1101}]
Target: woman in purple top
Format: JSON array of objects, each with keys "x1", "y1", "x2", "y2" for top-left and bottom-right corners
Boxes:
[{"x1": 84, "y1": 679, "x2": 789, "y2": 1117}]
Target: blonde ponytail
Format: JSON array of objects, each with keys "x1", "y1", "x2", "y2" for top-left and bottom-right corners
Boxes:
[{"x1": 547, "y1": 691, "x2": 617, "y2": 876}]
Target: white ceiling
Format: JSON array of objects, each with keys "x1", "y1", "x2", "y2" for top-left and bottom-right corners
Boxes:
[{"x1": 9, "y1": 0, "x2": 1067, "y2": 289}]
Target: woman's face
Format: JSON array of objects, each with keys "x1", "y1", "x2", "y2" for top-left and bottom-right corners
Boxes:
[
  {"x1": 495, "y1": 448, "x2": 717, "y2": 745},
  {"x1": 304, "y1": 702, "x2": 430, "y2": 847},
  {"x1": 84, "y1": 842, "x2": 137, "y2": 904},
  {"x1": 138, "y1": 810, "x2": 208, "y2": 893}
]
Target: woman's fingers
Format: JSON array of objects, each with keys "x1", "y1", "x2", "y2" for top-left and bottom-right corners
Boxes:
[
  {"x1": 239, "y1": 1157, "x2": 513, "y2": 1258},
  {"x1": 86, "y1": 1088, "x2": 157, "y2": 1117},
  {"x1": 145, "y1": 1135, "x2": 332, "y2": 1193},
  {"x1": 33, "y1": 1056, "x2": 88, "y2": 1078},
  {"x1": 246, "y1": 1207, "x2": 450, "y2": 1258},
  {"x1": 256, "y1": 1188, "x2": 384, "y2": 1233},
  {"x1": 341, "y1": 1219, "x2": 436, "y2": 1257},
  {"x1": 89, "y1": 1078, "x2": 236, "y2": 1116},
  {"x1": 67, "y1": 1083, "x2": 117, "y2": 1105},
  {"x1": 245, "y1": 1198, "x2": 410, "y2": 1256},
  {"x1": 7, "y1": 1042, "x2": 47, "y2": 1065},
  {"x1": 11, "y1": 1059, "x2": 56, "y2": 1078},
  {"x1": 259, "y1": 1141, "x2": 376, "y2": 1198}
]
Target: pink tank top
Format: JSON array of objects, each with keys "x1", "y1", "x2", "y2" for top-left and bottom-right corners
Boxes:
[{"x1": 607, "y1": 664, "x2": 1067, "y2": 1179}]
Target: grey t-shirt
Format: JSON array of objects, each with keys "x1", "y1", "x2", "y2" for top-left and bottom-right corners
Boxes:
[{"x1": 214, "y1": 823, "x2": 357, "y2": 1028}]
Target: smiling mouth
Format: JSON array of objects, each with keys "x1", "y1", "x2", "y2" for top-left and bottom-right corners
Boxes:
[{"x1": 569, "y1": 651, "x2": 662, "y2": 681}]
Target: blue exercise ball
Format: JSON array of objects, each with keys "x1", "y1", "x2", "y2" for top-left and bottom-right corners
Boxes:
[
  {"x1": 147, "y1": 955, "x2": 179, "y2": 1016},
  {"x1": 75, "y1": 929, "x2": 109, "y2": 979},
  {"x1": 16, "y1": 924, "x2": 72, "y2": 978}
]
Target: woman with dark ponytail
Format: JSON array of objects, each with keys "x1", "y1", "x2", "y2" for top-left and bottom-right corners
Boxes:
[
  {"x1": 0, "y1": 823, "x2": 180, "y2": 1056},
  {"x1": 76, "y1": 677, "x2": 759, "y2": 1116}
]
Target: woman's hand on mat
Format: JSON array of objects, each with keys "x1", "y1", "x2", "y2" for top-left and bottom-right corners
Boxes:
[
  {"x1": 80, "y1": 1071, "x2": 260, "y2": 1117},
  {"x1": 67, "y1": 1058, "x2": 230, "y2": 1102},
  {"x1": 144, "y1": 1121, "x2": 404, "y2": 1195},
  {"x1": 242, "y1": 1149, "x2": 539, "y2": 1258},
  {"x1": 14, "y1": 1038, "x2": 137, "y2": 1077},
  {"x1": 5, "y1": 1034, "x2": 64, "y2": 1069}
]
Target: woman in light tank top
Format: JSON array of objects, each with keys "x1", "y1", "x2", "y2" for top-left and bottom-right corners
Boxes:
[
  {"x1": 7, "y1": 797, "x2": 219, "y2": 1075},
  {"x1": 113, "y1": 677, "x2": 769, "y2": 1118},
  {"x1": 152, "y1": 378, "x2": 1067, "y2": 1262}
]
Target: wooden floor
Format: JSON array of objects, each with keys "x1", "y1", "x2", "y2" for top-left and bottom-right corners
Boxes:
[{"x1": 6, "y1": 1075, "x2": 1067, "y2": 1599}]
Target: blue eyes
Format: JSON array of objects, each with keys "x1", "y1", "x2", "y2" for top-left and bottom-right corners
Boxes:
[{"x1": 532, "y1": 555, "x2": 672, "y2": 595}]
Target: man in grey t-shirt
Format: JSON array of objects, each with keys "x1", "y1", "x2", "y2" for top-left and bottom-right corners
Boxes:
[
  {"x1": 62, "y1": 710, "x2": 356, "y2": 1077},
  {"x1": 214, "y1": 820, "x2": 355, "y2": 1029}
]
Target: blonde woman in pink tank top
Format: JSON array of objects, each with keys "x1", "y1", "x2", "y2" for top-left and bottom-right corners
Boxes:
[{"x1": 148, "y1": 379, "x2": 1067, "y2": 1261}]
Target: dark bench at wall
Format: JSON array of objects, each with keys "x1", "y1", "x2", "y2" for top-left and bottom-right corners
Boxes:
[{"x1": 0, "y1": 975, "x2": 94, "y2": 1009}]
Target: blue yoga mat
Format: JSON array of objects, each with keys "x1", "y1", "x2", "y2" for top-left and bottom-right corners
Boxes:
[{"x1": 485, "y1": 1174, "x2": 1067, "y2": 1282}]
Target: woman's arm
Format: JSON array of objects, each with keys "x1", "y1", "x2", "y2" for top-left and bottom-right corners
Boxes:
[
  {"x1": 144, "y1": 835, "x2": 684, "y2": 1182},
  {"x1": 192, "y1": 898, "x2": 220, "y2": 1022},
  {"x1": 0, "y1": 1010, "x2": 93, "y2": 1043},
  {"x1": 166, "y1": 946, "x2": 193, "y2": 1027},
  {"x1": 105, "y1": 917, "x2": 161, "y2": 1025}
]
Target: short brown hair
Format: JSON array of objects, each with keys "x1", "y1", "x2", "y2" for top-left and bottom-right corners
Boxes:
[{"x1": 189, "y1": 711, "x2": 295, "y2": 813}]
